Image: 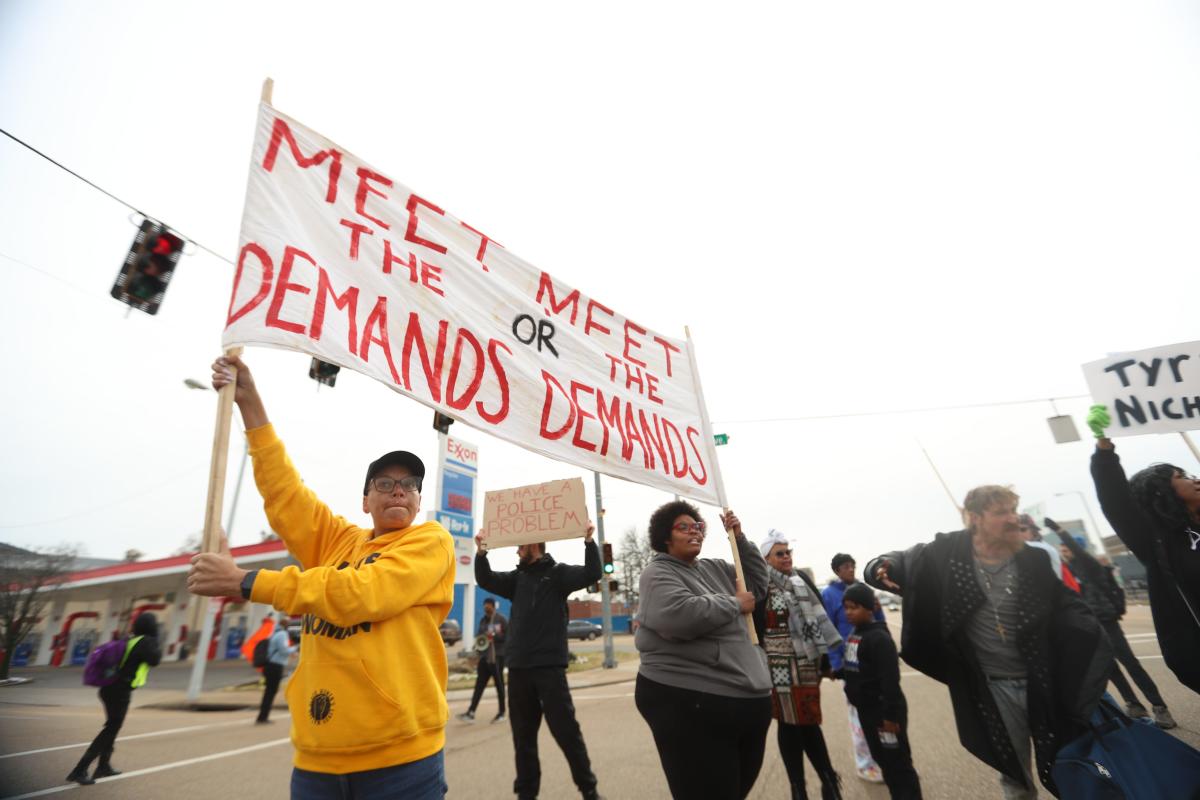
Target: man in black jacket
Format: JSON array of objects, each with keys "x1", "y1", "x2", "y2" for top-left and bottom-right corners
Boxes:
[
  {"x1": 458, "y1": 597, "x2": 509, "y2": 723},
  {"x1": 1046, "y1": 518, "x2": 1176, "y2": 728},
  {"x1": 867, "y1": 486, "x2": 1111, "y2": 799},
  {"x1": 475, "y1": 527, "x2": 603, "y2": 800}
]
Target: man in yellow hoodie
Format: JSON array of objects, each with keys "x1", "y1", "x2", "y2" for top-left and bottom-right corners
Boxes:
[{"x1": 188, "y1": 355, "x2": 456, "y2": 800}]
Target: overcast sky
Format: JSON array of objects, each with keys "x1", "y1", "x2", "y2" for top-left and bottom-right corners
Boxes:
[{"x1": 2, "y1": 1, "x2": 1199, "y2": 580}]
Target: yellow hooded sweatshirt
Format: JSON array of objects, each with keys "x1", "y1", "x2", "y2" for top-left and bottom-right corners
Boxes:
[{"x1": 244, "y1": 424, "x2": 455, "y2": 774}]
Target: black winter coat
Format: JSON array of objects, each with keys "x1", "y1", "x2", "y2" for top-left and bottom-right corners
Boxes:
[
  {"x1": 1091, "y1": 446, "x2": 1200, "y2": 694},
  {"x1": 865, "y1": 531, "x2": 1111, "y2": 797},
  {"x1": 475, "y1": 541, "x2": 601, "y2": 669},
  {"x1": 1056, "y1": 527, "x2": 1121, "y2": 623}
]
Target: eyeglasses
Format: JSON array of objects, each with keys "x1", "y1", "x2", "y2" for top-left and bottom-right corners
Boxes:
[
  {"x1": 771, "y1": 548, "x2": 793, "y2": 556},
  {"x1": 370, "y1": 476, "x2": 422, "y2": 494},
  {"x1": 672, "y1": 522, "x2": 706, "y2": 534}
]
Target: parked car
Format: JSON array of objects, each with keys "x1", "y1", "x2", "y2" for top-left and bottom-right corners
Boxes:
[
  {"x1": 440, "y1": 619, "x2": 462, "y2": 645},
  {"x1": 567, "y1": 620, "x2": 603, "y2": 640}
]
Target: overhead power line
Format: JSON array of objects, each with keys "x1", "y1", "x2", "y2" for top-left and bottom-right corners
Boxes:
[
  {"x1": 0, "y1": 126, "x2": 235, "y2": 267},
  {"x1": 714, "y1": 394, "x2": 1091, "y2": 424}
]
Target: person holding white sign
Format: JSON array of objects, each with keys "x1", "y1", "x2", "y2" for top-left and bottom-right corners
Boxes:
[
  {"x1": 1087, "y1": 404, "x2": 1200, "y2": 697},
  {"x1": 634, "y1": 501, "x2": 771, "y2": 800},
  {"x1": 190, "y1": 355, "x2": 456, "y2": 800},
  {"x1": 474, "y1": 527, "x2": 603, "y2": 800}
]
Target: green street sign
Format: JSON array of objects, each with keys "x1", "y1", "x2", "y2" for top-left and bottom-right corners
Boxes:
[{"x1": 713, "y1": 433, "x2": 729, "y2": 446}]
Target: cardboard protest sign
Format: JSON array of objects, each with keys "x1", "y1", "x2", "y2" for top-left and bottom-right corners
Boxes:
[
  {"x1": 1083, "y1": 340, "x2": 1200, "y2": 437},
  {"x1": 481, "y1": 478, "x2": 590, "y2": 547},
  {"x1": 223, "y1": 103, "x2": 724, "y2": 505}
]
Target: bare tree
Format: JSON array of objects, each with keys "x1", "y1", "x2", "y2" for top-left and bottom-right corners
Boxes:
[
  {"x1": 0, "y1": 545, "x2": 75, "y2": 680},
  {"x1": 123, "y1": 549, "x2": 144, "y2": 563},
  {"x1": 171, "y1": 532, "x2": 201, "y2": 556},
  {"x1": 618, "y1": 526, "x2": 652, "y2": 609}
]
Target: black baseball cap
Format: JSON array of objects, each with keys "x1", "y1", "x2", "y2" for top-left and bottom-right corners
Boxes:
[{"x1": 363, "y1": 451, "x2": 425, "y2": 494}]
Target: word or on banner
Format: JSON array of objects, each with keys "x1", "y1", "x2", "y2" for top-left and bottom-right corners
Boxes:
[
  {"x1": 482, "y1": 478, "x2": 589, "y2": 548},
  {"x1": 223, "y1": 104, "x2": 722, "y2": 504},
  {"x1": 1083, "y1": 339, "x2": 1200, "y2": 436}
]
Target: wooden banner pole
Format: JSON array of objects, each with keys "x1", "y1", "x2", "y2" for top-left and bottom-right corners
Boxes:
[
  {"x1": 1180, "y1": 432, "x2": 1200, "y2": 468},
  {"x1": 684, "y1": 326, "x2": 757, "y2": 644}
]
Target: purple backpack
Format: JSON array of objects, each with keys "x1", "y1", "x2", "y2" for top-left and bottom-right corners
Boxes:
[{"x1": 82, "y1": 637, "x2": 137, "y2": 687}]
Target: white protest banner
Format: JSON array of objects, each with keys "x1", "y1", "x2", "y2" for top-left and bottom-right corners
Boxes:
[
  {"x1": 223, "y1": 103, "x2": 724, "y2": 505},
  {"x1": 481, "y1": 478, "x2": 590, "y2": 548},
  {"x1": 1083, "y1": 340, "x2": 1200, "y2": 437}
]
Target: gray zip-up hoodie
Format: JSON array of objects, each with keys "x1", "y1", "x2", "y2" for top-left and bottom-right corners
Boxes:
[{"x1": 635, "y1": 533, "x2": 771, "y2": 698}]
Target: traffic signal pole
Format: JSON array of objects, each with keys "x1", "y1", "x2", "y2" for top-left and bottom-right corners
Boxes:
[{"x1": 593, "y1": 472, "x2": 617, "y2": 669}]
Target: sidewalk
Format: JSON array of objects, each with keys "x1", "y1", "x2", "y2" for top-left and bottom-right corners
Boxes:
[{"x1": 1, "y1": 653, "x2": 640, "y2": 712}]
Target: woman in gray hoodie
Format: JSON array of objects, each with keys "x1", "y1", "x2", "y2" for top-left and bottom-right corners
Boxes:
[{"x1": 634, "y1": 500, "x2": 772, "y2": 800}]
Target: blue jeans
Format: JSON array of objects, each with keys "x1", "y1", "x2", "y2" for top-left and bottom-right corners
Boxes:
[{"x1": 291, "y1": 751, "x2": 446, "y2": 799}]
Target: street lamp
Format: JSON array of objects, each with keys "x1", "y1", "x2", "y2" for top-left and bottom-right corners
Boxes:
[{"x1": 1054, "y1": 491, "x2": 1107, "y2": 556}]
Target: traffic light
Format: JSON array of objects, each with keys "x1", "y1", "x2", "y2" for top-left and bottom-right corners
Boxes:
[
  {"x1": 602, "y1": 543, "x2": 614, "y2": 574},
  {"x1": 112, "y1": 220, "x2": 183, "y2": 315},
  {"x1": 309, "y1": 358, "x2": 340, "y2": 387},
  {"x1": 433, "y1": 411, "x2": 455, "y2": 434}
]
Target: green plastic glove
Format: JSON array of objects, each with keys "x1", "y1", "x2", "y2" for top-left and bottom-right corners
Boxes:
[{"x1": 1086, "y1": 404, "x2": 1111, "y2": 438}]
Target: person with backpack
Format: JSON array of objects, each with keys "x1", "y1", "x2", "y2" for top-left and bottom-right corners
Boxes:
[
  {"x1": 1087, "y1": 404, "x2": 1200, "y2": 697},
  {"x1": 1044, "y1": 517, "x2": 1176, "y2": 728},
  {"x1": 67, "y1": 612, "x2": 161, "y2": 785},
  {"x1": 258, "y1": 614, "x2": 296, "y2": 724}
]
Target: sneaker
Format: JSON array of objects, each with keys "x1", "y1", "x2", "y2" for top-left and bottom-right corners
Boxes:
[
  {"x1": 491, "y1": 712, "x2": 507, "y2": 724},
  {"x1": 1153, "y1": 705, "x2": 1178, "y2": 729},
  {"x1": 1125, "y1": 702, "x2": 1150, "y2": 719},
  {"x1": 66, "y1": 768, "x2": 95, "y2": 786},
  {"x1": 456, "y1": 710, "x2": 476, "y2": 723},
  {"x1": 856, "y1": 765, "x2": 884, "y2": 784}
]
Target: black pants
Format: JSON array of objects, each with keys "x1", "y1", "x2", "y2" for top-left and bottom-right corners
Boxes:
[
  {"x1": 76, "y1": 684, "x2": 131, "y2": 772},
  {"x1": 635, "y1": 673, "x2": 772, "y2": 800},
  {"x1": 259, "y1": 662, "x2": 283, "y2": 722},
  {"x1": 857, "y1": 708, "x2": 922, "y2": 800},
  {"x1": 1103, "y1": 620, "x2": 1165, "y2": 708},
  {"x1": 777, "y1": 721, "x2": 836, "y2": 790},
  {"x1": 469, "y1": 655, "x2": 506, "y2": 715},
  {"x1": 507, "y1": 666, "x2": 596, "y2": 798}
]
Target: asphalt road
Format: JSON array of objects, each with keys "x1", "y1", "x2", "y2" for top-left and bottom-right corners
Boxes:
[{"x1": 1, "y1": 606, "x2": 1197, "y2": 799}]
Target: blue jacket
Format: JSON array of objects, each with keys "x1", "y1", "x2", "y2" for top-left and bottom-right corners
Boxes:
[
  {"x1": 266, "y1": 626, "x2": 295, "y2": 666},
  {"x1": 821, "y1": 579, "x2": 885, "y2": 671}
]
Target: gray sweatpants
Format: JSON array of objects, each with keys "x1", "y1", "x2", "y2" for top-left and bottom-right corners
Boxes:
[{"x1": 987, "y1": 677, "x2": 1037, "y2": 800}]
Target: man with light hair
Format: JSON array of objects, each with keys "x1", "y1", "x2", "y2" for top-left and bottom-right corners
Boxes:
[{"x1": 866, "y1": 485, "x2": 1111, "y2": 799}]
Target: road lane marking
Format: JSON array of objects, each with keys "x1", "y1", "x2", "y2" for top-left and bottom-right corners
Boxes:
[
  {"x1": 1, "y1": 737, "x2": 291, "y2": 800},
  {"x1": 0, "y1": 714, "x2": 289, "y2": 760}
]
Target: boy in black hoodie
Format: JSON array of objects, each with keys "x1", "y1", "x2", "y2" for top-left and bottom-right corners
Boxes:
[{"x1": 841, "y1": 583, "x2": 922, "y2": 799}]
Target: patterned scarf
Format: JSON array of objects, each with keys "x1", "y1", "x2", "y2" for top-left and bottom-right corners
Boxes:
[{"x1": 767, "y1": 566, "x2": 842, "y2": 662}]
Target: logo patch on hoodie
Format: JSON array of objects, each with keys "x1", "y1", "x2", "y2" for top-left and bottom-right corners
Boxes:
[{"x1": 309, "y1": 689, "x2": 334, "y2": 724}]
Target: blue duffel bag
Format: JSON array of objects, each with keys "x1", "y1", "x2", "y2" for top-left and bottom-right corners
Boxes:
[{"x1": 1052, "y1": 697, "x2": 1200, "y2": 799}]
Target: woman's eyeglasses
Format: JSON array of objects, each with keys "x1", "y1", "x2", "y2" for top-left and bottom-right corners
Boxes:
[{"x1": 672, "y1": 522, "x2": 706, "y2": 534}]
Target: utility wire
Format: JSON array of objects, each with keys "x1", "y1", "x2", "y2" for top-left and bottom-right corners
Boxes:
[
  {"x1": 714, "y1": 394, "x2": 1091, "y2": 424},
  {"x1": 0, "y1": 126, "x2": 235, "y2": 267}
]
